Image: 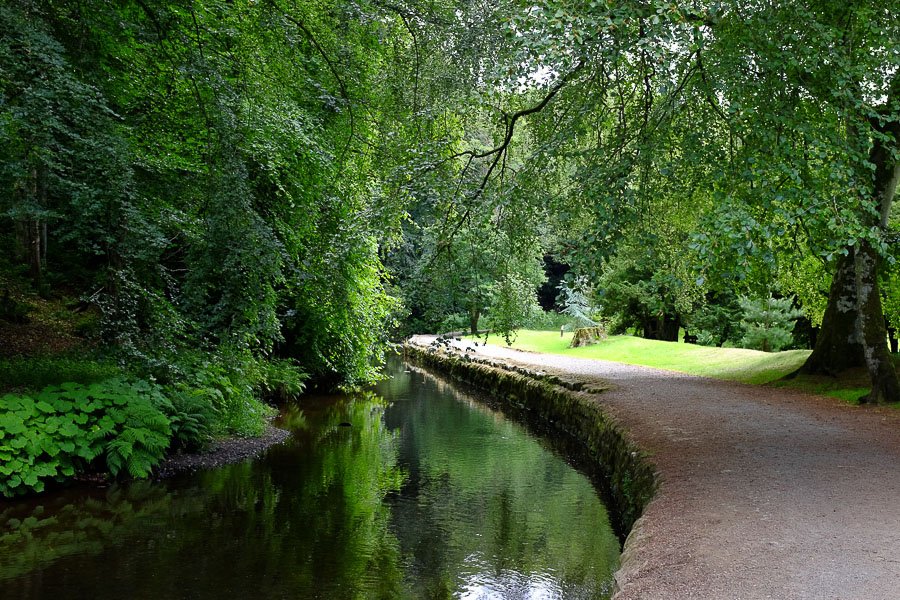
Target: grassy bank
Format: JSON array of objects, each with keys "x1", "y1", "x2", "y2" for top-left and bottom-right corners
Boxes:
[
  {"x1": 476, "y1": 330, "x2": 894, "y2": 404},
  {"x1": 481, "y1": 330, "x2": 809, "y2": 384}
]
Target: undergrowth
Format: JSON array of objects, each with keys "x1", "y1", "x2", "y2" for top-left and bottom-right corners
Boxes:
[{"x1": 0, "y1": 351, "x2": 308, "y2": 497}]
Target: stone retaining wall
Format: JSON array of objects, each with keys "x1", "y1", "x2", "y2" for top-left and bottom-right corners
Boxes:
[{"x1": 403, "y1": 342, "x2": 657, "y2": 539}]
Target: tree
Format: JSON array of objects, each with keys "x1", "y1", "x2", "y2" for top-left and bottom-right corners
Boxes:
[{"x1": 739, "y1": 296, "x2": 804, "y2": 353}]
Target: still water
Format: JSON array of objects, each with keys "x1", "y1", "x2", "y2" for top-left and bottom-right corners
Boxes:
[{"x1": 0, "y1": 360, "x2": 619, "y2": 599}]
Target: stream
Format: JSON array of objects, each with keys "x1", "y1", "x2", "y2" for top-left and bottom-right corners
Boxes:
[{"x1": 0, "y1": 359, "x2": 619, "y2": 599}]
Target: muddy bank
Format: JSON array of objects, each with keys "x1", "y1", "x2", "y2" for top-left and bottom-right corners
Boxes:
[{"x1": 155, "y1": 425, "x2": 291, "y2": 478}]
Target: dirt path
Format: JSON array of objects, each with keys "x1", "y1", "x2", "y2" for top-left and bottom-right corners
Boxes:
[{"x1": 410, "y1": 335, "x2": 900, "y2": 600}]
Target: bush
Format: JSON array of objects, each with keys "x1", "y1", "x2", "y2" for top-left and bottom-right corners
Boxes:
[
  {"x1": 173, "y1": 349, "x2": 276, "y2": 438},
  {"x1": 257, "y1": 358, "x2": 307, "y2": 403},
  {"x1": 438, "y1": 312, "x2": 472, "y2": 335},
  {"x1": 523, "y1": 310, "x2": 572, "y2": 331},
  {"x1": 155, "y1": 390, "x2": 214, "y2": 452},
  {"x1": 688, "y1": 300, "x2": 742, "y2": 347},
  {"x1": 0, "y1": 356, "x2": 122, "y2": 392},
  {"x1": 0, "y1": 378, "x2": 173, "y2": 497}
]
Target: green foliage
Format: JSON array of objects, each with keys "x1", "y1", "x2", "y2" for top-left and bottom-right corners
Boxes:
[
  {"x1": 437, "y1": 312, "x2": 473, "y2": 335},
  {"x1": 0, "y1": 378, "x2": 172, "y2": 497},
  {"x1": 154, "y1": 390, "x2": 214, "y2": 453},
  {"x1": 257, "y1": 358, "x2": 308, "y2": 403},
  {"x1": 596, "y1": 241, "x2": 701, "y2": 341},
  {"x1": 172, "y1": 349, "x2": 276, "y2": 438},
  {"x1": 488, "y1": 272, "x2": 542, "y2": 345},
  {"x1": 522, "y1": 310, "x2": 573, "y2": 332},
  {"x1": 688, "y1": 295, "x2": 743, "y2": 348},
  {"x1": 739, "y1": 296, "x2": 804, "y2": 353},
  {"x1": 0, "y1": 357, "x2": 121, "y2": 392}
]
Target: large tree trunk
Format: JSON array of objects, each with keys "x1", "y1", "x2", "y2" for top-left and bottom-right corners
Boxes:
[
  {"x1": 802, "y1": 244, "x2": 900, "y2": 403},
  {"x1": 853, "y1": 241, "x2": 900, "y2": 403},
  {"x1": 468, "y1": 305, "x2": 480, "y2": 335},
  {"x1": 801, "y1": 251, "x2": 865, "y2": 375},
  {"x1": 802, "y1": 99, "x2": 900, "y2": 402}
]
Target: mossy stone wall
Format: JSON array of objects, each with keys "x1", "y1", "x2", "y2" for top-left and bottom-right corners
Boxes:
[{"x1": 403, "y1": 343, "x2": 657, "y2": 539}]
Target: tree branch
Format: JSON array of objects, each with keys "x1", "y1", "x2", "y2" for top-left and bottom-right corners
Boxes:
[{"x1": 273, "y1": 1, "x2": 355, "y2": 161}]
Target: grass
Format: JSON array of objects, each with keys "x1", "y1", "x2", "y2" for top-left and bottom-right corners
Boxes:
[
  {"x1": 488, "y1": 330, "x2": 900, "y2": 408},
  {"x1": 481, "y1": 330, "x2": 809, "y2": 384},
  {"x1": 475, "y1": 330, "x2": 900, "y2": 404}
]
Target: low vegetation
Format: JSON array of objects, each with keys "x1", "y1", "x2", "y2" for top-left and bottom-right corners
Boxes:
[
  {"x1": 483, "y1": 330, "x2": 809, "y2": 384},
  {"x1": 478, "y1": 330, "x2": 898, "y2": 403}
]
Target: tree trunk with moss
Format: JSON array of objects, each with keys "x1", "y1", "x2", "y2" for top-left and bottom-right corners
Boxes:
[{"x1": 802, "y1": 106, "x2": 900, "y2": 403}]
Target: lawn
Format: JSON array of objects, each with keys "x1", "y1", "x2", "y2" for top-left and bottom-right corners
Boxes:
[
  {"x1": 481, "y1": 330, "x2": 810, "y2": 385},
  {"x1": 478, "y1": 330, "x2": 900, "y2": 404}
]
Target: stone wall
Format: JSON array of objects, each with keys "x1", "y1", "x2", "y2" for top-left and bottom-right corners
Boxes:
[{"x1": 403, "y1": 343, "x2": 657, "y2": 540}]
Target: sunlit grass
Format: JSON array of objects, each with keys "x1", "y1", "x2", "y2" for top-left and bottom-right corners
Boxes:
[
  {"x1": 480, "y1": 330, "x2": 809, "y2": 384},
  {"x1": 476, "y1": 330, "x2": 900, "y2": 404}
]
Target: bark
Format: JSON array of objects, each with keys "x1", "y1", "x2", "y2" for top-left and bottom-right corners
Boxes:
[
  {"x1": 853, "y1": 242, "x2": 900, "y2": 404},
  {"x1": 468, "y1": 306, "x2": 480, "y2": 335},
  {"x1": 801, "y1": 251, "x2": 865, "y2": 375},
  {"x1": 802, "y1": 246, "x2": 899, "y2": 403}
]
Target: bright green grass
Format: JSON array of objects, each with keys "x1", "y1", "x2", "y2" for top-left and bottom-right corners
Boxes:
[
  {"x1": 477, "y1": 330, "x2": 900, "y2": 404},
  {"x1": 479, "y1": 330, "x2": 810, "y2": 385}
]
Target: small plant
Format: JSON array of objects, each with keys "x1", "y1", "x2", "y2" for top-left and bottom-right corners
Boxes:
[
  {"x1": 257, "y1": 358, "x2": 308, "y2": 403},
  {"x1": 174, "y1": 349, "x2": 275, "y2": 437},
  {"x1": 739, "y1": 295, "x2": 803, "y2": 352},
  {"x1": 0, "y1": 378, "x2": 173, "y2": 497},
  {"x1": 156, "y1": 390, "x2": 215, "y2": 452}
]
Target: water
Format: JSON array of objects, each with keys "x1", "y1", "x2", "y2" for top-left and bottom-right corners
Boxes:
[{"x1": 0, "y1": 360, "x2": 620, "y2": 599}]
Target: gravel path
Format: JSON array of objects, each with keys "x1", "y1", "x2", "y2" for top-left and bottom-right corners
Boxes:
[{"x1": 410, "y1": 336, "x2": 900, "y2": 600}]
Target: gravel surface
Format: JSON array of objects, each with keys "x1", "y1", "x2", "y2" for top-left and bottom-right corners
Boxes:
[
  {"x1": 154, "y1": 425, "x2": 290, "y2": 478},
  {"x1": 410, "y1": 335, "x2": 900, "y2": 600}
]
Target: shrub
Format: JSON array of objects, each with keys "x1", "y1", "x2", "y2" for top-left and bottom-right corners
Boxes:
[
  {"x1": 523, "y1": 310, "x2": 572, "y2": 331},
  {"x1": 0, "y1": 357, "x2": 122, "y2": 392},
  {"x1": 154, "y1": 390, "x2": 214, "y2": 452},
  {"x1": 257, "y1": 358, "x2": 307, "y2": 403},
  {"x1": 174, "y1": 349, "x2": 275, "y2": 437},
  {"x1": 0, "y1": 378, "x2": 172, "y2": 497}
]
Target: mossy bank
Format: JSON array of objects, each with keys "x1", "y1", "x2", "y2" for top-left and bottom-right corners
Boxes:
[{"x1": 403, "y1": 342, "x2": 657, "y2": 540}]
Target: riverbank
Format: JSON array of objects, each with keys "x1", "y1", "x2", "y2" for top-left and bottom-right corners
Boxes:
[
  {"x1": 154, "y1": 425, "x2": 291, "y2": 478},
  {"x1": 410, "y1": 334, "x2": 900, "y2": 600}
]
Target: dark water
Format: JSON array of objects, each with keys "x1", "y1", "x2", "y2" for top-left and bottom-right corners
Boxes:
[{"x1": 0, "y1": 360, "x2": 619, "y2": 599}]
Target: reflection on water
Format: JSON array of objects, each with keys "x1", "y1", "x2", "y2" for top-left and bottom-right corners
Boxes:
[{"x1": 0, "y1": 360, "x2": 618, "y2": 599}]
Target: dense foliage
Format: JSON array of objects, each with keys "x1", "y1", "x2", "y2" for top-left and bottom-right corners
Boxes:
[{"x1": 2, "y1": 0, "x2": 900, "y2": 495}]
